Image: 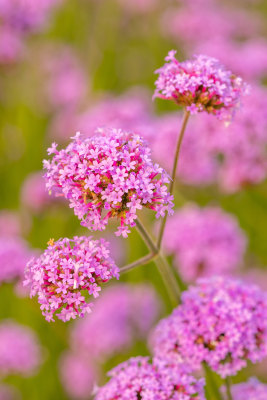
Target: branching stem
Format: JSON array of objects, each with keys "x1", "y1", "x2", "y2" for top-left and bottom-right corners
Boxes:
[{"x1": 157, "y1": 109, "x2": 190, "y2": 249}]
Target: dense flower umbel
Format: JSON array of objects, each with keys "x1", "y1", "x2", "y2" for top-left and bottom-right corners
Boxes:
[
  {"x1": 163, "y1": 205, "x2": 246, "y2": 282},
  {"x1": 0, "y1": 321, "x2": 42, "y2": 377},
  {"x1": 224, "y1": 378, "x2": 267, "y2": 400},
  {"x1": 154, "y1": 51, "x2": 249, "y2": 120},
  {"x1": 150, "y1": 277, "x2": 267, "y2": 378},
  {"x1": 24, "y1": 236, "x2": 119, "y2": 322},
  {"x1": 44, "y1": 129, "x2": 173, "y2": 238},
  {"x1": 95, "y1": 356, "x2": 205, "y2": 400}
]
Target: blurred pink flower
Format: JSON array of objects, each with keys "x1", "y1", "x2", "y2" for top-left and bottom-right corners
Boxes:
[
  {"x1": 21, "y1": 171, "x2": 52, "y2": 213},
  {"x1": 49, "y1": 89, "x2": 154, "y2": 143},
  {"x1": 42, "y1": 46, "x2": 87, "y2": 110},
  {"x1": 0, "y1": 236, "x2": 34, "y2": 285},
  {"x1": 0, "y1": 320, "x2": 42, "y2": 377},
  {"x1": 196, "y1": 38, "x2": 267, "y2": 82},
  {"x1": 161, "y1": 6, "x2": 261, "y2": 45},
  {"x1": 0, "y1": 0, "x2": 62, "y2": 33},
  {"x1": 70, "y1": 284, "x2": 161, "y2": 362},
  {"x1": 0, "y1": 210, "x2": 21, "y2": 237},
  {"x1": 224, "y1": 378, "x2": 267, "y2": 399},
  {"x1": 0, "y1": 26, "x2": 24, "y2": 63},
  {"x1": 162, "y1": 204, "x2": 246, "y2": 282},
  {"x1": 59, "y1": 352, "x2": 97, "y2": 400},
  {"x1": 152, "y1": 85, "x2": 267, "y2": 192}
]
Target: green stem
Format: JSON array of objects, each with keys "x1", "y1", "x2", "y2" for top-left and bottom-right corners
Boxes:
[
  {"x1": 135, "y1": 218, "x2": 180, "y2": 305},
  {"x1": 203, "y1": 363, "x2": 223, "y2": 400},
  {"x1": 225, "y1": 377, "x2": 233, "y2": 400},
  {"x1": 157, "y1": 110, "x2": 190, "y2": 249},
  {"x1": 120, "y1": 252, "x2": 157, "y2": 273}
]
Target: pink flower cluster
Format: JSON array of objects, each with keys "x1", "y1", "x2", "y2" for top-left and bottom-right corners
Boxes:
[
  {"x1": 24, "y1": 236, "x2": 119, "y2": 322},
  {"x1": 70, "y1": 284, "x2": 161, "y2": 361},
  {"x1": 228, "y1": 378, "x2": 267, "y2": 400},
  {"x1": 150, "y1": 277, "x2": 267, "y2": 378},
  {"x1": 0, "y1": 320, "x2": 42, "y2": 377},
  {"x1": 151, "y1": 84, "x2": 267, "y2": 192},
  {"x1": 44, "y1": 129, "x2": 173, "y2": 238},
  {"x1": 0, "y1": 236, "x2": 34, "y2": 285},
  {"x1": 95, "y1": 357, "x2": 205, "y2": 400},
  {"x1": 154, "y1": 51, "x2": 249, "y2": 120},
  {"x1": 163, "y1": 205, "x2": 246, "y2": 282}
]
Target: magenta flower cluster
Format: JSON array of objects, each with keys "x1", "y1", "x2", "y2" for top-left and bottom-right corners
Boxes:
[
  {"x1": 228, "y1": 378, "x2": 267, "y2": 400},
  {"x1": 163, "y1": 205, "x2": 246, "y2": 282},
  {"x1": 150, "y1": 277, "x2": 267, "y2": 378},
  {"x1": 95, "y1": 356, "x2": 205, "y2": 400},
  {"x1": 44, "y1": 129, "x2": 173, "y2": 238},
  {"x1": 154, "y1": 51, "x2": 248, "y2": 120},
  {"x1": 0, "y1": 320, "x2": 42, "y2": 377},
  {"x1": 24, "y1": 236, "x2": 119, "y2": 322}
]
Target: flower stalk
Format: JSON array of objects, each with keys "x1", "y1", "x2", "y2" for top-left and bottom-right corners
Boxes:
[{"x1": 157, "y1": 109, "x2": 190, "y2": 250}]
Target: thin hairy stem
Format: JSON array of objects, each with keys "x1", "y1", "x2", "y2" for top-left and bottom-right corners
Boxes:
[
  {"x1": 225, "y1": 377, "x2": 233, "y2": 400},
  {"x1": 135, "y1": 218, "x2": 158, "y2": 254},
  {"x1": 135, "y1": 218, "x2": 180, "y2": 305},
  {"x1": 157, "y1": 110, "x2": 190, "y2": 249},
  {"x1": 120, "y1": 252, "x2": 157, "y2": 273}
]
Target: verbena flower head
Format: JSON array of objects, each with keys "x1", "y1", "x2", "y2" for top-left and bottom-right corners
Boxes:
[
  {"x1": 95, "y1": 356, "x2": 205, "y2": 400},
  {"x1": 0, "y1": 320, "x2": 42, "y2": 377},
  {"x1": 163, "y1": 205, "x2": 246, "y2": 282},
  {"x1": 225, "y1": 378, "x2": 267, "y2": 400},
  {"x1": 154, "y1": 51, "x2": 249, "y2": 120},
  {"x1": 70, "y1": 284, "x2": 161, "y2": 362},
  {"x1": 44, "y1": 129, "x2": 173, "y2": 238},
  {"x1": 150, "y1": 277, "x2": 267, "y2": 378},
  {"x1": 24, "y1": 236, "x2": 119, "y2": 322}
]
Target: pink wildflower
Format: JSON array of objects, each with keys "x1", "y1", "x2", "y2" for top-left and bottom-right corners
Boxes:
[
  {"x1": 163, "y1": 205, "x2": 246, "y2": 282},
  {"x1": 154, "y1": 51, "x2": 249, "y2": 120},
  {"x1": 21, "y1": 171, "x2": 52, "y2": 213},
  {"x1": 24, "y1": 236, "x2": 119, "y2": 322},
  {"x1": 70, "y1": 284, "x2": 161, "y2": 362},
  {"x1": 225, "y1": 378, "x2": 267, "y2": 400},
  {"x1": 150, "y1": 277, "x2": 267, "y2": 378},
  {"x1": 59, "y1": 352, "x2": 97, "y2": 399},
  {"x1": 44, "y1": 129, "x2": 173, "y2": 238},
  {"x1": 95, "y1": 356, "x2": 205, "y2": 400},
  {"x1": 0, "y1": 320, "x2": 42, "y2": 377},
  {"x1": 0, "y1": 236, "x2": 34, "y2": 285}
]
